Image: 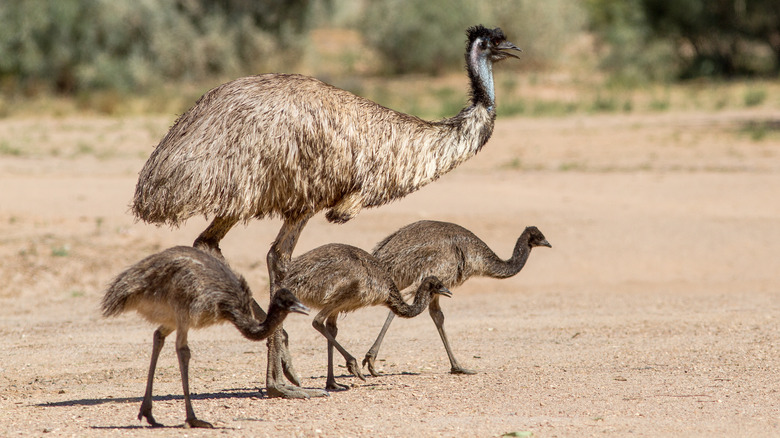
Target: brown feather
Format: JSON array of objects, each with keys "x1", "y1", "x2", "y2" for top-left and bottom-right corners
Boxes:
[{"x1": 133, "y1": 74, "x2": 494, "y2": 225}]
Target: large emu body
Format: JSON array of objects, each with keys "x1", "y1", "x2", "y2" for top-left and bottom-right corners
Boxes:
[
  {"x1": 280, "y1": 243, "x2": 450, "y2": 390},
  {"x1": 363, "y1": 221, "x2": 551, "y2": 375},
  {"x1": 133, "y1": 74, "x2": 494, "y2": 226},
  {"x1": 132, "y1": 25, "x2": 520, "y2": 398},
  {"x1": 102, "y1": 246, "x2": 308, "y2": 428}
]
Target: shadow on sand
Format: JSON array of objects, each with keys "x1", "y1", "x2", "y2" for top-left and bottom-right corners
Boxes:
[{"x1": 37, "y1": 387, "x2": 271, "y2": 408}]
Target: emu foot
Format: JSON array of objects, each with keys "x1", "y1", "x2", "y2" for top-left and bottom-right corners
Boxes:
[
  {"x1": 266, "y1": 384, "x2": 328, "y2": 399},
  {"x1": 450, "y1": 366, "x2": 478, "y2": 375},
  {"x1": 138, "y1": 403, "x2": 163, "y2": 427},
  {"x1": 346, "y1": 358, "x2": 366, "y2": 381},
  {"x1": 326, "y1": 380, "x2": 350, "y2": 391},
  {"x1": 362, "y1": 355, "x2": 381, "y2": 377},
  {"x1": 280, "y1": 348, "x2": 302, "y2": 387},
  {"x1": 185, "y1": 418, "x2": 214, "y2": 429}
]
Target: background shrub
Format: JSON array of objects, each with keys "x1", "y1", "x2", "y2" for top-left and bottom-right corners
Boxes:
[{"x1": 0, "y1": 0, "x2": 320, "y2": 95}]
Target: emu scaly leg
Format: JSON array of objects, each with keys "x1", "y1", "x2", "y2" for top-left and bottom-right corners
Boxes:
[
  {"x1": 429, "y1": 296, "x2": 476, "y2": 375},
  {"x1": 324, "y1": 318, "x2": 347, "y2": 391},
  {"x1": 175, "y1": 330, "x2": 213, "y2": 429},
  {"x1": 138, "y1": 326, "x2": 172, "y2": 428},
  {"x1": 192, "y1": 216, "x2": 238, "y2": 260},
  {"x1": 325, "y1": 315, "x2": 348, "y2": 390},
  {"x1": 265, "y1": 215, "x2": 327, "y2": 399},
  {"x1": 250, "y1": 300, "x2": 301, "y2": 386},
  {"x1": 362, "y1": 311, "x2": 396, "y2": 377},
  {"x1": 196, "y1": 216, "x2": 307, "y2": 391},
  {"x1": 313, "y1": 312, "x2": 365, "y2": 391}
]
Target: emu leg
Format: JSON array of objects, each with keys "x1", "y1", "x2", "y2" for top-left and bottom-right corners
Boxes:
[
  {"x1": 195, "y1": 216, "x2": 307, "y2": 392},
  {"x1": 265, "y1": 215, "x2": 327, "y2": 399},
  {"x1": 192, "y1": 216, "x2": 238, "y2": 260},
  {"x1": 362, "y1": 311, "x2": 396, "y2": 377},
  {"x1": 429, "y1": 296, "x2": 476, "y2": 375},
  {"x1": 266, "y1": 215, "x2": 311, "y2": 286},
  {"x1": 138, "y1": 326, "x2": 172, "y2": 427},
  {"x1": 250, "y1": 300, "x2": 301, "y2": 386},
  {"x1": 175, "y1": 330, "x2": 213, "y2": 429},
  {"x1": 313, "y1": 312, "x2": 365, "y2": 391},
  {"x1": 324, "y1": 316, "x2": 348, "y2": 390}
]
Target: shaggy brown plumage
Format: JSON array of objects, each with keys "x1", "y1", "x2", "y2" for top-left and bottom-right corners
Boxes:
[
  {"x1": 281, "y1": 243, "x2": 451, "y2": 390},
  {"x1": 102, "y1": 246, "x2": 308, "y2": 428},
  {"x1": 131, "y1": 25, "x2": 520, "y2": 399},
  {"x1": 133, "y1": 26, "x2": 520, "y2": 226},
  {"x1": 362, "y1": 222, "x2": 550, "y2": 376}
]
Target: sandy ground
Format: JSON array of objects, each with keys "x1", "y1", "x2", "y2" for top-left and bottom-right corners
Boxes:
[{"x1": 0, "y1": 108, "x2": 778, "y2": 437}]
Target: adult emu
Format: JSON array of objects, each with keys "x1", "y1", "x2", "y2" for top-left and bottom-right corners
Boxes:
[{"x1": 132, "y1": 25, "x2": 521, "y2": 398}]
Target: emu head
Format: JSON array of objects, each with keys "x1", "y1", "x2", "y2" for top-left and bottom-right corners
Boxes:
[
  {"x1": 466, "y1": 25, "x2": 522, "y2": 63},
  {"x1": 420, "y1": 276, "x2": 452, "y2": 298},
  {"x1": 273, "y1": 288, "x2": 310, "y2": 315},
  {"x1": 525, "y1": 226, "x2": 552, "y2": 248}
]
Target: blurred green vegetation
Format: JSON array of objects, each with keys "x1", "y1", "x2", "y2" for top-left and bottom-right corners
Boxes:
[
  {"x1": 0, "y1": 0, "x2": 322, "y2": 95},
  {"x1": 0, "y1": 0, "x2": 777, "y2": 116},
  {"x1": 587, "y1": 0, "x2": 780, "y2": 83}
]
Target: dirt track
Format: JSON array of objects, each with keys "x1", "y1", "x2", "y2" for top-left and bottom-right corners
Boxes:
[{"x1": 1, "y1": 109, "x2": 778, "y2": 437}]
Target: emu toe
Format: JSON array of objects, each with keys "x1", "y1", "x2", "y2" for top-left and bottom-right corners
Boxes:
[
  {"x1": 138, "y1": 408, "x2": 163, "y2": 428},
  {"x1": 326, "y1": 380, "x2": 351, "y2": 391},
  {"x1": 346, "y1": 358, "x2": 366, "y2": 381},
  {"x1": 362, "y1": 355, "x2": 381, "y2": 377},
  {"x1": 451, "y1": 366, "x2": 478, "y2": 375},
  {"x1": 185, "y1": 418, "x2": 214, "y2": 429},
  {"x1": 267, "y1": 384, "x2": 329, "y2": 399}
]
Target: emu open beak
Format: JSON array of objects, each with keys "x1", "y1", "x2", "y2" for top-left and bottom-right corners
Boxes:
[
  {"x1": 437, "y1": 286, "x2": 453, "y2": 298},
  {"x1": 289, "y1": 302, "x2": 310, "y2": 315},
  {"x1": 496, "y1": 40, "x2": 522, "y2": 60}
]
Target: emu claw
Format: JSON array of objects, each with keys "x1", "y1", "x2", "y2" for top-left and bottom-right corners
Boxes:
[
  {"x1": 451, "y1": 366, "x2": 478, "y2": 375},
  {"x1": 266, "y1": 384, "x2": 329, "y2": 399},
  {"x1": 362, "y1": 355, "x2": 381, "y2": 377},
  {"x1": 326, "y1": 380, "x2": 350, "y2": 391},
  {"x1": 346, "y1": 358, "x2": 366, "y2": 381},
  {"x1": 185, "y1": 418, "x2": 214, "y2": 429},
  {"x1": 138, "y1": 407, "x2": 163, "y2": 428}
]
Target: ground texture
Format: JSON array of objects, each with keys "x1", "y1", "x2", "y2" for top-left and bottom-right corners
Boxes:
[{"x1": 0, "y1": 109, "x2": 778, "y2": 437}]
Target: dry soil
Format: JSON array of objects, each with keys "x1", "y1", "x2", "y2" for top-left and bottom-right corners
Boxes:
[{"x1": 0, "y1": 109, "x2": 778, "y2": 437}]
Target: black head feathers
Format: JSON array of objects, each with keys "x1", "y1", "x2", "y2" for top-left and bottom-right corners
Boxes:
[{"x1": 466, "y1": 25, "x2": 508, "y2": 46}]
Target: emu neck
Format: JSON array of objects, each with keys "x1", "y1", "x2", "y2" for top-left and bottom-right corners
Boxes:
[
  {"x1": 484, "y1": 234, "x2": 532, "y2": 279},
  {"x1": 468, "y1": 50, "x2": 496, "y2": 110},
  {"x1": 235, "y1": 304, "x2": 287, "y2": 341},
  {"x1": 385, "y1": 286, "x2": 431, "y2": 318}
]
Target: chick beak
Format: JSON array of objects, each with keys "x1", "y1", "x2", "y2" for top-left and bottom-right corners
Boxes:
[
  {"x1": 289, "y1": 302, "x2": 310, "y2": 315},
  {"x1": 437, "y1": 286, "x2": 453, "y2": 298}
]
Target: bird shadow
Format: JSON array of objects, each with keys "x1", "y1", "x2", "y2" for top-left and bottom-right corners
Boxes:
[
  {"x1": 89, "y1": 423, "x2": 241, "y2": 431},
  {"x1": 362, "y1": 371, "x2": 421, "y2": 378},
  {"x1": 313, "y1": 370, "x2": 421, "y2": 382},
  {"x1": 89, "y1": 423, "x2": 244, "y2": 431},
  {"x1": 36, "y1": 386, "x2": 308, "y2": 408},
  {"x1": 39, "y1": 387, "x2": 317, "y2": 431}
]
